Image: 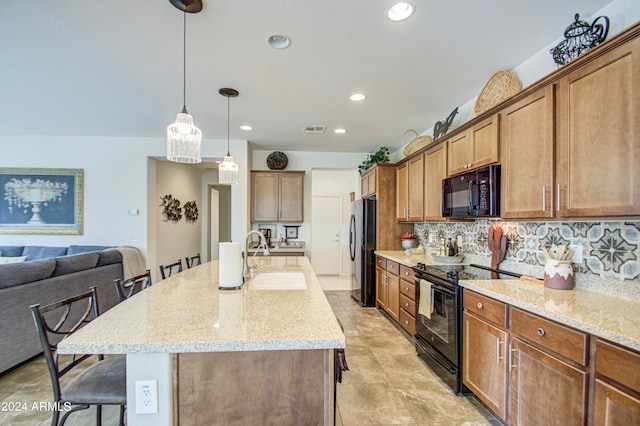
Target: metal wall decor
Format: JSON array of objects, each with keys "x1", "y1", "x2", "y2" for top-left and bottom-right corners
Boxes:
[
  {"x1": 266, "y1": 151, "x2": 288, "y2": 170},
  {"x1": 550, "y1": 13, "x2": 610, "y2": 67},
  {"x1": 433, "y1": 107, "x2": 459, "y2": 141},
  {"x1": 183, "y1": 200, "x2": 199, "y2": 224},
  {"x1": 160, "y1": 194, "x2": 182, "y2": 223}
]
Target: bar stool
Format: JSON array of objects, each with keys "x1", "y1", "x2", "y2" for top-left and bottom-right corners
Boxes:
[
  {"x1": 114, "y1": 269, "x2": 152, "y2": 302},
  {"x1": 30, "y1": 287, "x2": 126, "y2": 426},
  {"x1": 185, "y1": 253, "x2": 202, "y2": 269},
  {"x1": 159, "y1": 259, "x2": 183, "y2": 280}
]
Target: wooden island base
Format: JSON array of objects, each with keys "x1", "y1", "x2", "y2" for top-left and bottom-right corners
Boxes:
[{"x1": 175, "y1": 349, "x2": 335, "y2": 425}]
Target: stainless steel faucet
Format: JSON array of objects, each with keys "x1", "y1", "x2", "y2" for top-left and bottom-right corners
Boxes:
[{"x1": 244, "y1": 230, "x2": 270, "y2": 280}]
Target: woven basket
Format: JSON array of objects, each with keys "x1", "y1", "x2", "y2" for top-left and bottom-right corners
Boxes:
[
  {"x1": 402, "y1": 130, "x2": 432, "y2": 157},
  {"x1": 474, "y1": 70, "x2": 522, "y2": 115}
]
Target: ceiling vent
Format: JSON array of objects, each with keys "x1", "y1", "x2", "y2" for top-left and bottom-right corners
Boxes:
[{"x1": 303, "y1": 125, "x2": 326, "y2": 134}]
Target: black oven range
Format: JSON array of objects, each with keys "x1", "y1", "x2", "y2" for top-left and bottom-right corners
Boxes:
[{"x1": 412, "y1": 262, "x2": 520, "y2": 395}]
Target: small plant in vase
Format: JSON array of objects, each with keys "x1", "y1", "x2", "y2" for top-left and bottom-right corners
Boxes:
[{"x1": 400, "y1": 232, "x2": 417, "y2": 254}]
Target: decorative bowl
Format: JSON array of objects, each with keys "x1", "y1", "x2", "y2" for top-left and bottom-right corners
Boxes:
[
  {"x1": 401, "y1": 239, "x2": 416, "y2": 254},
  {"x1": 431, "y1": 254, "x2": 464, "y2": 264}
]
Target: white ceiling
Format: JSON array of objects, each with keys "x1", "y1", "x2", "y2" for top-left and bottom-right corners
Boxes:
[{"x1": 0, "y1": 0, "x2": 613, "y2": 154}]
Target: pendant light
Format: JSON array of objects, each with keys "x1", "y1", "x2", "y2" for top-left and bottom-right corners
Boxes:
[
  {"x1": 218, "y1": 88, "x2": 239, "y2": 185},
  {"x1": 166, "y1": 0, "x2": 203, "y2": 164}
]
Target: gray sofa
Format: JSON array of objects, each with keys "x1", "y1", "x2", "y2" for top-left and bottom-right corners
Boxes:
[{"x1": 0, "y1": 245, "x2": 123, "y2": 374}]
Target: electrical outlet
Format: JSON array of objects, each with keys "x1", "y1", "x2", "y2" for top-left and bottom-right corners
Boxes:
[
  {"x1": 135, "y1": 380, "x2": 158, "y2": 414},
  {"x1": 570, "y1": 244, "x2": 583, "y2": 264}
]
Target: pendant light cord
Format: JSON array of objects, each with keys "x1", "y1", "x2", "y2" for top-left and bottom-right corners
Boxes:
[
  {"x1": 182, "y1": 10, "x2": 187, "y2": 109},
  {"x1": 226, "y1": 96, "x2": 231, "y2": 156}
]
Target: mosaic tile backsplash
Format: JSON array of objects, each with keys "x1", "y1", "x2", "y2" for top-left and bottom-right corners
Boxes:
[{"x1": 414, "y1": 221, "x2": 640, "y2": 282}]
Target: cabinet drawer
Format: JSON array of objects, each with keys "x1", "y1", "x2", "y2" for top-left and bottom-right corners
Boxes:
[
  {"x1": 596, "y1": 339, "x2": 640, "y2": 393},
  {"x1": 376, "y1": 256, "x2": 386, "y2": 269},
  {"x1": 399, "y1": 308, "x2": 415, "y2": 336},
  {"x1": 386, "y1": 260, "x2": 399, "y2": 276},
  {"x1": 463, "y1": 290, "x2": 507, "y2": 328},
  {"x1": 399, "y1": 265, "x2": 414, "y2": 280},
  {"x1": 400, "y1": 293, "x2": 415, "y2": 316},
  {"x1": 511, "y1": 308, "x2": 588, "y2": 366},
  {"x1": 399, "y1": 279, "x2": 415, "y2": 300}
]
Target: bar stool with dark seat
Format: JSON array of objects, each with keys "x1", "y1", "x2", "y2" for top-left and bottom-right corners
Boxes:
[
  {"x1": 30, "y1": 286, "x2": 126, "y2": 426},
  {"x1": 185, "y1": 253, "x2": 201, "y2": 269},
  {"x1": 159, "y1": 259, "x2": 183, "y2": 280},
  {"x1": 114, "y1": 269, "x2": 152, "y2": 302}
]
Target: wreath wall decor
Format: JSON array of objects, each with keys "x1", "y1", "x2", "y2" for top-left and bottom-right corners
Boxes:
[
  {"x1": 159, "y1": 194, "x2": 182, "y2": 223},
  {"x1": 184, "y1": 200, "x2": 199, "y2": 224}
]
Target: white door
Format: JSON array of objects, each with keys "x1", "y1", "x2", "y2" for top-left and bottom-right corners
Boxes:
[
  {"x1": 210, "y1": 187, "x2": 219, "y2": 260},
  {"x1": 311, "y1": 196, "x2": 341, "y2": 275}
]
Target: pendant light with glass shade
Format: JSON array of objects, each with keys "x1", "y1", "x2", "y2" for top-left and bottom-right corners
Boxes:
[
  {"x1": 166, "y1": 0, "x2": 203, "y2": 164},
  {"x1": 218, "y1": 88, "x2": 239, "y2": 185}
]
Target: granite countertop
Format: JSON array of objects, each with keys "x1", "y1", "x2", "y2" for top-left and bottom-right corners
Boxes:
[
  {"x1": 58, "y1": 256, "x2": 345, "y2": 355},
  {"x1": 376, "y1": 250, "x2": 640, "y2": 352}
]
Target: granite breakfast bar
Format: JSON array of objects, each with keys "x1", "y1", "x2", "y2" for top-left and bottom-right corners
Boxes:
[{"x1": 58, "y1": 256, "x2": 345, "y2": 425}]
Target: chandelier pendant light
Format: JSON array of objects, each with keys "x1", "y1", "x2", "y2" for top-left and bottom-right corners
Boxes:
[
  {"x1": 218, "y1": 88, "x2": 240, "y2": 185},
  {"x1": 167, "y1": 0, "x2": 203, "y2": 164}
]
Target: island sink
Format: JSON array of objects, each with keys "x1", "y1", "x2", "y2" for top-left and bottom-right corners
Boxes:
[{"x1": 250, "y1": 271, "x2": 307, "y2": 290}]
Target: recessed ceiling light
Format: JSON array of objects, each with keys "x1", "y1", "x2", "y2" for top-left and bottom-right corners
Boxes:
[
  {"x1": 387, "y1": 2, "x2": 415, "y2": 21},
  {"x1": 350, "y1": 93, "x2": 367, "y2": 101},
  {"x1": 334, "y1": 128, "x2": 347, "y2": 134},
  {"x1": 266, "y1": 33, "x2": 291, "y2": 49},
  {"x1": 240, "y1": 125, "x2": 252, "y2": 131}
]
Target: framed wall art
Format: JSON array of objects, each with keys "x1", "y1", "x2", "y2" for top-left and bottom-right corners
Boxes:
[{"x1": 0, "y1": 168, "x2": 83, "y2": 235}]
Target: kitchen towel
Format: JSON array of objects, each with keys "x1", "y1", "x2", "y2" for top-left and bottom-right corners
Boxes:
[
  {"x1": 418, "y1": 279, "x2": 434, "y2": 319},
  {"x1": 218, "y1": 242, "x2": 243, "y2": 288}
]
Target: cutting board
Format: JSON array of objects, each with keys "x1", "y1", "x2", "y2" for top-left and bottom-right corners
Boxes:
[{"x1": 488, "y1": 226, "x2": 508, "y2": 278}]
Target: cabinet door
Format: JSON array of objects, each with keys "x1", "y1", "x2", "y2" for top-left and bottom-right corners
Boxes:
[
  {"x1": 424, "y1": 143, "x2": 447, "y2": 220},
  {"x1": 447, "y1": 131, "x2": 471, "y2": 176},
  {"x1": 386, "y1": 273, "x2": 400, "y2": 321},
  {"x1": 376, "y1": 268, "x2": 386, "y2": 309},
  {"x1": 361, "y1": 175, "x2": 369, "y2": 197},
  {"x1": 396, "y1": 162, "x2": 409, "y2": 221},
  {"x1": 556, "y1": 37, "x2": 640, "y2": 217},
  {"x1": 509, "y1": 338, "x2": 587, "y2": 426},
  {"x1": 251, "y1": 173, "x2": 279, "y2": 221},
  {"x1": 501, "y1": 86, "x2": 555, "y2": 219},
  {"x1": 407, "y1": 155, "x2": 424, "y2": 221},
  {"x1": 278, "y1": 174, "x2": 304, "y2": 222},
  {"x1": 462, "y1": 312, "x2": 509, "y2": 421},
  {"x1": 367, "y1": 172, "x2": 376, "y2": 196},
  {"x1": 594, "y1": 379, "x2": 640, "y2": 426},
  {"x1": 470, "y1": 114, "x2": 499, "y2": 170}
]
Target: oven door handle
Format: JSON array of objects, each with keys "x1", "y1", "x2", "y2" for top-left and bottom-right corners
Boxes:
[
  {"x1": 419, "y1": 342, "x2": 457, "y2": 375},
  {"x1": 431, "y1": 284, "x2": 455, "y2": 295}
]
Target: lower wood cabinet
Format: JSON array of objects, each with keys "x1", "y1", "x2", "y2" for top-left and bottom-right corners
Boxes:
[
  {"x1": 376, "y1": 257, "x2": 415, "y2": 333},
  {"x1": 386, "y1": 273, "x2": 400, "y2": 322},
  {"x1": 594, "y1": 380, "x2": 640, "y2": 426}
]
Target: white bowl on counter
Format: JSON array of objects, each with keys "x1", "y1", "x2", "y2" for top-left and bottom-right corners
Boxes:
[{"x1": 431, "y1": 254, "x2": 464, "y2": 264}]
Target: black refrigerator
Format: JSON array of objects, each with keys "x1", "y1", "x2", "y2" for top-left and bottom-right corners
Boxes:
[{"x1": 349, "y1": 197, "x2": 376, "y2": 307}]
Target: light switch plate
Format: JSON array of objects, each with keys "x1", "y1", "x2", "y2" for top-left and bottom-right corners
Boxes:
[
  {"x1": 135, "y1": 380, "x2": 158, "y2": 414},
  {"x1": 570, "y1": 244, "x2": 583, "y2": 264}
]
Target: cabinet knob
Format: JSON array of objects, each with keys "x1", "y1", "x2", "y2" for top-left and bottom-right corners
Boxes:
[
  {"x1": 537, "y1": 328, "x2": 545, "y2": 337},
  {"x1": 405, "y1": 287, "x2": 409, "y2": 291},
  {"x1": 405, "y1": 320, "x2": 409, "y2": 325},
  {"x1": 405, "y1": 302, "x2": 409, "y2": 307},
  {"x1": 477, "y1": 302, "x2": 483, "y2": 309}
]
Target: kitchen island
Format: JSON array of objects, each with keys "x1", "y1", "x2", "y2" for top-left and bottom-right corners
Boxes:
[{"x1": 58, "y1": 256, "x2": 345, "y2": 425}]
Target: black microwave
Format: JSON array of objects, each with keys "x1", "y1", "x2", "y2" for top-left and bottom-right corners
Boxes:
[{"x1": 442, "y1": 164, "x2": 500, "y2": 218}]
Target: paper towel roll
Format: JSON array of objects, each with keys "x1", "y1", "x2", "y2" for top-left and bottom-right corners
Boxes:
[{"x1": 218, "y1": 242, "x2": 243, "y2": 288}]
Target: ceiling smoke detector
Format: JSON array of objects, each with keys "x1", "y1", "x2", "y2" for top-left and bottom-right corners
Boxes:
[{"x1": 303, "y1": 125, "x2": 326, "y2": 134}]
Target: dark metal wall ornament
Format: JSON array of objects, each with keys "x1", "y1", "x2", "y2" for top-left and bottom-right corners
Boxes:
[
  {"x1": 266, "y1": 151, "x2": 288, "y2": 170},
  {"x1": 160, "y1": 194, "x2": 183, "y2": 223},
  {"x1": 550, "y1": 13, "x2": 610, "y2": 67},
  {"x1": 183, "y1": 200, "x2": 199, "y2": 224},
  {"x1": 433, "y1": 107, "x2": 459, "y2": 141}
]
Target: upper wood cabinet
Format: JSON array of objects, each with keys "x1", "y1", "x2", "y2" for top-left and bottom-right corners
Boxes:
[
  {"x1": 251, "y1": 171, "x2": 304, "y2": 222},
  {"x1": 500, "y1": 85, "x2": 555, "y2": 219},
  {"x1": 396, "y1": 155, "x2": 424, "y2": 222},
  {"x1": 361, "y1": 167, "x2": 377, "y2": 198},
  {"x1": 556, "y1": 36, "x2": 640, "y2": 217},
  {"x1": 423, "y1": 142, "x2": 447, "y2": 221},
  {"x1": 447, "y1": 114, "x2": 499, "y2": 176}
]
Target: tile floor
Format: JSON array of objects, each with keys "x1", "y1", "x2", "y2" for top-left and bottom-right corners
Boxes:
[{"x1": 0, "y1": 287, "x2": 499, "y2": 425}]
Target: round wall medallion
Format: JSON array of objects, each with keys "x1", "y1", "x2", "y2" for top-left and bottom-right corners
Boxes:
[{"x1": 266, "y1": 151, "x2": 288, "y2": 170}]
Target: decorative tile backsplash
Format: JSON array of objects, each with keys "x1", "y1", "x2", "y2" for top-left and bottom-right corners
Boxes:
[{"x1": 414, "y1": 220, "x2": 640, "y2": 282}]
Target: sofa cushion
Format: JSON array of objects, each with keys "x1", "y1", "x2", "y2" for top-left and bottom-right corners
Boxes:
[
  {"x1": 0, "y1": 246, "x2": 25, "y2": 257},
  {"x1": 97, "y1": 250, "x2": 123, "y2": 267},
  {"x1": 51, "y1": 253, "x2": 100, "y2": 277},
  {"x1": 67, "y1": 245, "x2": 114, "y2": 255},
  {"x1": 23, "y1": 246, "x2": 68, "y2": 261},
  {"x1": 0, "y1": 256, "x2": 28, "y2": 264},
  {"x1": 0, "y1": 258, "x2": 56, "y2": 289}
]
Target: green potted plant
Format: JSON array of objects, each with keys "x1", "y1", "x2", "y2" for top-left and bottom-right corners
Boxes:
[{"x1": 358, "y1": 147, "x2": 390, "y2": 175}]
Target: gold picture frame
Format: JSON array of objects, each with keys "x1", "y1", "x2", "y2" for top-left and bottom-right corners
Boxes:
[{"x1": 0, "y1": 168, "x2": 83, "y2": 235}]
